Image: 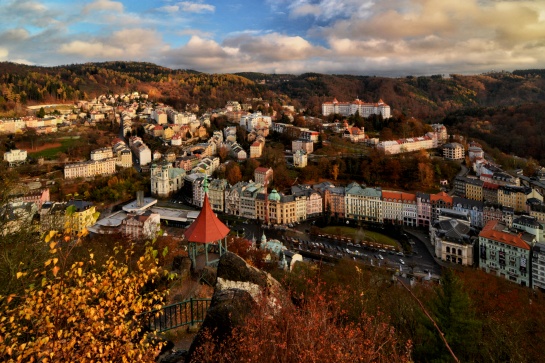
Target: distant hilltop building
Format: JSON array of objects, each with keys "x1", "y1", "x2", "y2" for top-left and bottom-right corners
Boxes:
[{"x1": 322, "y1": 98, "x2": 391, "y2": 118}]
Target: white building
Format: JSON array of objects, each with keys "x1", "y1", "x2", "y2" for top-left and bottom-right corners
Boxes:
[
  {"x1": 112, "y1": 139, "x2": 133, "y2": 168},
  {"x1": 90, "y1": 147, "x2": 114, "y2": 161},
  {"x1": 64, "y1": 158, "x2": 117, "y2": 179},
  {"x1": 293, "y1": 150, "x2": 308, "y2": 168},
  {"x1": 239, "y1": 112, "x2": 272, "y2": 132},
  {"x1": 4, "y1": 149, "x2": 27, "y2": 166},
  {"x1": 129, "y1": 137, "x2": 152, "y2": 166},
  {"x1": 322, "y1": 98, "x2": 391, "y2": 118},
  {"x1": 150, "y1": 162, "x2": 186, "y2": 198},
  {"x1": 443, "y1": 142, "x2": 465, "y2": 161},
  {"x1": 292, "y1": 139, "x2": 314, "y2": 154},
  {"x1": 122, "y1": 211, "x2": 161, "y2": 240}
]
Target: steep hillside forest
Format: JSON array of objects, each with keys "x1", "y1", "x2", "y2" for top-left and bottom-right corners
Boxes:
[{"x1": 2, "y1": 62, "x2": 545, "y2": 161}]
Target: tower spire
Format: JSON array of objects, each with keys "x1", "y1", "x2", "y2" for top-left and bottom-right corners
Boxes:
[{"x1": 203, "y1": 176, "x2": 209, "y2": 194}]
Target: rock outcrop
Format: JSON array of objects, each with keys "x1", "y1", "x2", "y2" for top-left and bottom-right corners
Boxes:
[{"x1": 185, "y1": 252, "x2": 285, "y2": 362}]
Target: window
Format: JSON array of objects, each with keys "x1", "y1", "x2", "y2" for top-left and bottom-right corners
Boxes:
[{"x1": 446, "y1": 246, "x2": 450, "y2": 253}]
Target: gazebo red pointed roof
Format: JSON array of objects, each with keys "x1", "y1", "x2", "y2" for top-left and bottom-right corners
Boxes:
[{"x1": 184, "y1": 193, "x2": 230, "y2": 243}]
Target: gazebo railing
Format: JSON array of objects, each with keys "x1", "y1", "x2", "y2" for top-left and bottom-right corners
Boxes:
[{"x1": 141, "y1": 298, "x2": 212, "y2": 333}]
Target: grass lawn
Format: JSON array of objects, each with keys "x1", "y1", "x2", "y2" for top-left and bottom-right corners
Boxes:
[
  {"x1": 320, "y1": 226, "x2": 398, "y2": 247},
  {"x1": 28, "y1": 138, "x2": 80, "y2": 159}
]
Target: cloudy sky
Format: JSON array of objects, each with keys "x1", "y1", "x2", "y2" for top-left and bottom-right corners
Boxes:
[{"x1": 1, "y1": 0, "x2": 544, "y2": 75}]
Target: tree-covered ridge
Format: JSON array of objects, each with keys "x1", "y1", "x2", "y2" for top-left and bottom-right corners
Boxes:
[{"x1": 0, "y1": 62, "x2": 265, "y2": 113}]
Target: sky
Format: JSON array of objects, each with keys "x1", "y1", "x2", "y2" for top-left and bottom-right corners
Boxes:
[{"x1": 1, "y1": 0, "x2": 545, "y2": 76}]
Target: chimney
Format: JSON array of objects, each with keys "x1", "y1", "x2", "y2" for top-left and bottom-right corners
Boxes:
[{"x1": 136, "y1": 191, "x2": 144, "y2": 207}]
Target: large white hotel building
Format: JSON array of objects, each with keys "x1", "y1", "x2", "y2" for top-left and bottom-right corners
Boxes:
[{"x1": 322, "y1": 98, "x2": 391, "y2": 118}]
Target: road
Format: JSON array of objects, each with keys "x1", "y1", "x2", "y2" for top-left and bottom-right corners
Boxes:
[{"x1": 232, "y1": 219, "x2": 442, "y2": 278}]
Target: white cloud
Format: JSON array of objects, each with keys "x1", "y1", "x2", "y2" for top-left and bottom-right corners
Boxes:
[
  {"x1": 179, "y1": 2, "x2": 215, "y2": 13},
  {"x1": 158, "y1": 5, "x2": 180, "y2": 13},
  {"x1": 0, "y1": 47, "x2": 9, "y2": 60},
  {"x1": 162, "y1": 33, "x2": 327, "y2": 73},
  {"x1": 1, "y1": 28, "x2": 30, "y2": 42},
  {"x1": 82, "y1": 0, "x2": 124, "y2": 14},
  {"x1": 58, "y1": 28, "x2": 167, "y2": 61}
]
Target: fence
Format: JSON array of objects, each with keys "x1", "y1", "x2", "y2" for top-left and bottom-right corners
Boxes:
[{"x1": 142, "y1": 298, "x2": 212, "y2": 333}]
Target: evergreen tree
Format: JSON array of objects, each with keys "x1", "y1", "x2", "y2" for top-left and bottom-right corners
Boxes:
[
  {"x1": 37, "y1": 107, "x2": 45, "y2": 118},
  {"x1": 415, "y1": 269, "x2": 482, "y2": 362}
]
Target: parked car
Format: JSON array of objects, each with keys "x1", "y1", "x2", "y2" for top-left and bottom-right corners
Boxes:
[
  {"x1": 377, "y1": 254, "x2": 384, "y2": 260},
  {"x1": 399, "y1": 259, "x2": 405, "y2": 265}
]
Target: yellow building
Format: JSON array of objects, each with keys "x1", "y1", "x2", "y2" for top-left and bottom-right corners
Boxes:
[
  {"x1": 65, "y1": 200, "x2": 99, "y2": 234},
  {"x1": 498, "y1": 186, "x2": 540, "y2": 213},
  {"x1": 255, "y1": 190, "x2": 297, "y2": 225}
]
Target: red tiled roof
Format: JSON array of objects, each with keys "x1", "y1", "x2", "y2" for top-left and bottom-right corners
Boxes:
[
  {"x1": 255, "y1": 167, "x2": 270, "y2": 173},
  {"x1": 483, "y1": 182, "x2": 499, "y2": 189},
  {"x1": 184, "y1": 194, "x2": 230, "y2": 243},
  {"x1": 480, "y1": 220, "x2": 530, "y2": 250},
  {"x1": 430, "y1": 191, "x2": 452, "y2": 204}
]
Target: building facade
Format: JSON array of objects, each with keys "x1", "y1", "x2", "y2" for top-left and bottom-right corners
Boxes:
[{"x1": 479, "y1": 220, "x2": 533, "y2": 287}]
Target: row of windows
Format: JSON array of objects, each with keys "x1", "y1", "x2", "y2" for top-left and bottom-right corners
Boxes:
[{"x1": 446, "y1": 247, "x2": 463, "y2": 255}]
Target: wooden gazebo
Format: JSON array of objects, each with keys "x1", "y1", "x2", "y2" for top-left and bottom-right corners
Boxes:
[{"x1": 184, "y1": 178, "x2": 230, "y2": 269}]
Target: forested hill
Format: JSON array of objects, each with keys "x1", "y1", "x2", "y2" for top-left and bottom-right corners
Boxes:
[
  {"x1": 261, "y1": 71, "x2": 545, "y2": 121},
  {"x1": 2, "y1": 61, "x2": 545, "y2": 123},
  {"x1": 0, "y1": 61, "x2": 265, "y2": 113}
]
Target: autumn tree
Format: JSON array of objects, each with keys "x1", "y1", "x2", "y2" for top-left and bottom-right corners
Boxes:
[
  {"x1": 0, "y1": 232, "x2": 170, "y2": 362},
  {"x1": 192, "y1": 281, "x2": 412, "y2": 363},
  {"x1": 218, "y1": 146, "x2": 229, "y2": 162},
  {"x1": 331, "y1": 163, "x2": 340, "y2": 181},
  {"x1": 226, "y1": 163, "x2": 242, "y2": 185}
]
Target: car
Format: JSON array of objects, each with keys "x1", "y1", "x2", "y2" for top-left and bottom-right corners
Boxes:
[
  {"x1": 379, "y1": 249, "x2": 387, "y2": 253},
  {"x1": 397, "y1": 252, "x2": 404, "y2": 256},
  {"x1": 399, "y1": 259, "x2": 405, "y2": 265},
  {"x1": 347, "y1": 242, "x2": 353, "y2": 246},
  {"x1": 377, "y1": 254, "x2": 384, "y2": 260}
]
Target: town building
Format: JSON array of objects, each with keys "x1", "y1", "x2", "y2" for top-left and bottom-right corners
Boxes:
[
  {"x1": 254, "y1": 167, "x2": 273, "y2": 185},
  {"x1": 344, "y1": 183, "x2": 383, "y2": 223},
  {"x1": 239, "y1": 112, "x2": 272, "y2": 132},
  {"x1": 208, "y1": 178, "x2": 228, "y2": 212},
  {"x1": 224, "y1": 181, "x2": 248, "y2": 216},
  {"x1": 293, "y1": 149, "x2": 308, "y2": 168},
  {"x1": 90, "y1": 147, "x2": 114, "y2": 161},
  {"x1": 453, "y1": 176, "x2": 484, "y2": 201},
  {"x1": 150, "y1": 161, "x2": 186, "y2": 198},
  {"x1": 531, "y1": 243, "x2": 545, "y2": 290},
  {"x1": 430, "y1": 211, "x2": 475, "y2": 266},
  {"x1": 291, "y1": 139, "x2": 314, "y2": 154},
  {"x1": 498, "y1": 185, "x2": 542, "y2": 213},
  {"x1": 239, "y1": 182, "x2": 263, "y2": 220},
  {"x1": 452, "y1": 197, "x2": 484, "y2": 228},
  {"x1": 322, "y1": 98, "x2": 391, "y2": 118},
  {"x1": 122, "y1": 211, "x2": 161, "y2": 240},
  {"x1": 129, "y1": 137, "x2": 151, "y2": 166},
  {"x1": 64, "y1": 158, "x2": 117, "y2": 179},
  {"x1": 66, "y1": 200, "x2": 99, "y2": 234},
  {"x1": 112, "y1": 139, "x2": 133, "y2": 168},
  {"x1": 4, "y1": 149, "x2": 27, "y2": 166},
  {"x1": 479, "y1": 220, "x2": 533, "y2": 287},
  {"x1": 250, "y1": 140, "x2": 264, "y2": 158},
  {"x1": 443, "y1": 142, "x2": 465, "y2": 161}
]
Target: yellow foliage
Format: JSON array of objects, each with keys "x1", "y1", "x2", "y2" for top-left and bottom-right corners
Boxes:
[{"x1": 1, "y1": 240, "x2": 167, "y2": 362}]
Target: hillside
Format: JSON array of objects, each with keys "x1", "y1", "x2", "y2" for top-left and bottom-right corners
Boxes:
[
  {"x1": 2, "y1": 62, "x2": 545, "y2": 162},
  {"x1": 0, "y1": 61, "x2": 266, "y2": 113}
]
